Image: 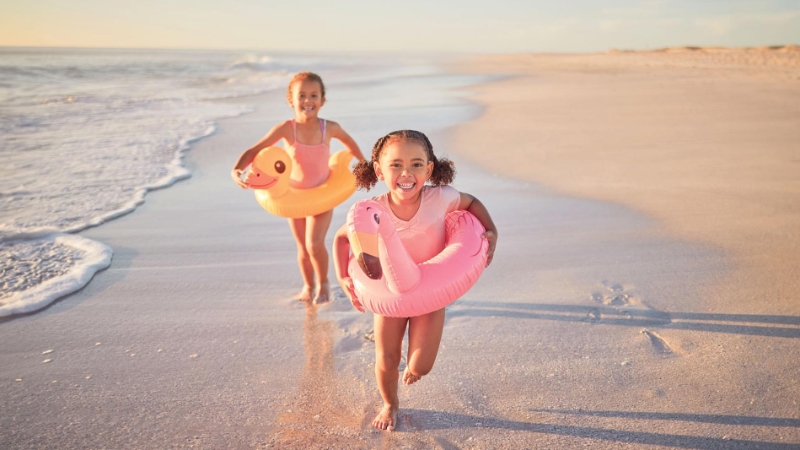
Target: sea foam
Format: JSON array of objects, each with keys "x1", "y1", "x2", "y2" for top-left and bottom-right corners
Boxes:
[
  {"x1": 0, "y1": 234, "x2": 112, "y2": 317},
  {"x1": 0, "y1": 48, "x2": 286, "y2": 315}
]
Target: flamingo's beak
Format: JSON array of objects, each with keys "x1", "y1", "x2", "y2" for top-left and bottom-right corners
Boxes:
[{"x1": 350, "y1": 231, "x2": 382, "y2": 279}]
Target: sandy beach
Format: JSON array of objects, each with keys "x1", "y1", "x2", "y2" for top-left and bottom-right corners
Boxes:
[
  {"x1": 2, "y1": 48, "x2": 800, "y2": 449},
  {"x1": 449, "y1": 47, "x2": 800, "y2": 446}
]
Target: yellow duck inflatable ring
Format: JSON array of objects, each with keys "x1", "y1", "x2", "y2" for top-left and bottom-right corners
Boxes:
[{"x1": 245, "y1": 146, "x2": 356, "y2": 218}]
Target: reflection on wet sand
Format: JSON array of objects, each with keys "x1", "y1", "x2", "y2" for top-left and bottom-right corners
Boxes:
[{"x1": 270, "y1": 304, "x2": 371, "y2": 448}]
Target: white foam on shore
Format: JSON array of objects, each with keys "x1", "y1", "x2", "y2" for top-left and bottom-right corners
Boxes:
[
  {"x1": 0, "y1": 233, "x2": 112, "y2": 317},
  {"x1": 0, "y1": 48, "x2": 272, "y2": 316},
  {"x1": 0, "y1": 118, "x2": 231, "y2": 318}
]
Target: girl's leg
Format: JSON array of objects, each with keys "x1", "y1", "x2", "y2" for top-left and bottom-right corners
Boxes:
[
  {"x1": 304, "y1": 209, "x2": 334, "y2": 304},
  {"x1": 373, "y1": 314, "x2": 408, "y2": 431},
  {"x1": 287, "y1": 217, "x2": 314, "y2": 302},
  {"x1": 403, "y1": 308, "x2": 446, "y2": 385}
]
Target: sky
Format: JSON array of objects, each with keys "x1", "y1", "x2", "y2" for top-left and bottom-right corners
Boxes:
[{"x1": 1, "y1": 0, "x2": 798, "y2": 53}]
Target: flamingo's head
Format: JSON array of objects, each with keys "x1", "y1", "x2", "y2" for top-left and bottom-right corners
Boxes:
[
  {"x1": 245, "y1": 146, "x2": 291, "y2": 196},
  {"x1": 347, "y1": 200, "x2": 385, "y2": 280}
]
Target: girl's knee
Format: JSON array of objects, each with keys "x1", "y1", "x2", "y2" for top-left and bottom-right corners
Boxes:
[
  {"x1": 296, "y1": 247, "x2": 310, "y2": 259},
  {"x1": 375, "y1": 352, "x2": 402, "y2": 373},
  {"x1": 305, "y1": 240, "x2": 327, "y2": 258},
  {"x1": 408, "y1": 360, "x2": 434, "y2": 377}
]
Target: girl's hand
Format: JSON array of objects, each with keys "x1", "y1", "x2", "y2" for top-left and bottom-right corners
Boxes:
[
  {"x1": 231, "y1": 168, "x2": 249, "y2": 189},
  {"x1": 481, "y1": 230, "x2": 497, "y2": 267},
  {"x1": 340, "y1": 276, "x2": 364, "y2": 313},
  {"x1": 459, "y1": 192, "x2": 497, "y2": 267}
]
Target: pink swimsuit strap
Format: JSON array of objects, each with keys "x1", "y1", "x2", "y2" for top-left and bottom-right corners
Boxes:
[{"x1": 292, "y1": 118, "x2": 327, "y2": 147}]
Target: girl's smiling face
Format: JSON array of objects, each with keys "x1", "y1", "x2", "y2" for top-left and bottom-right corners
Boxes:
[
  {"x1": 374, "y1": 139, "x2": 433, "y2": 203},
  {"x1": 289, "y1": 79, "x2": 325, "y2": 119}
]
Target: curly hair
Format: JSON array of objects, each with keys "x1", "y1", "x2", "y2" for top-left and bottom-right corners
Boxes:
[
  {"x1": 286, "y1": 72, "x2": 326, "y2": 104},
  {"x1": 353, "y1": 130, "x2": 456, "y2": 191}
]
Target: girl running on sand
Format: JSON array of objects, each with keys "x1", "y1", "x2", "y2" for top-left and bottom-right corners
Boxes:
[
  {"x1": 232, "y1": 72, "x2": 365, "y2": 304},
  {"x1": 333, "y1": 130, "x2": 497, "y2": 431}
]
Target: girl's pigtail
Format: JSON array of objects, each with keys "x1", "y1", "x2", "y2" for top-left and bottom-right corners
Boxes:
[
  {"x1": 353, "y1": 134, "x2": 392, "y2": 191},
  {"x1": 353, "y1": 159, "x2": 378, "y2": 191},
  {"x1": 409, "y1": 130, "x2": 455, "y2": 186},
  {"x1": 429, "y1": 157, "x2": 456, "y2": 186}
]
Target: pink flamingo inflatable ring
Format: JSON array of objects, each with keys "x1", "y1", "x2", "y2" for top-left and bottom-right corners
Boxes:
[
  {"x1": 346, "y1": 199, "x2": 489, "y2": 317},
  {"x1": 245, "y1": 146, "x2": 356, "y2": 219}
]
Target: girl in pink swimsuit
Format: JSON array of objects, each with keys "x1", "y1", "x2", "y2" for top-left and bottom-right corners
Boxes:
[
  {"x1": 232, "y1": 72, "x2": 365, "y2": 304},
  {"x1": 332, "y1": 130, "x2": 498, "y2": 431}
]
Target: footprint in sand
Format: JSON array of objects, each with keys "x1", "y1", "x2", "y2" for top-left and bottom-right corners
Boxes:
[
  {"x1": 584, "y1": 308, "x2": 602, "y2": 323},
  {"x1": 641, "y1": 329, "x2": 675, "y2": 356},
  {"x1": 591, "y1": 280, "x2": 672, "y2": 324},
  {"x1": 591, "y1": 280, "x2": 677, "y2": 355},
  {"x1": 592, "y1": 280, "x2": 638, "y2": 307},
  {"x1": 588, "y1": 281, "x2": 639, "y2": 323}
]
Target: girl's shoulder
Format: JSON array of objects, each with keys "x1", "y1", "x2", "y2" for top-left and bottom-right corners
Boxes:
[
  {"x1": 422, "y1": 185, "x2": 461, "y2": 211},
  {"x1": 260, "y1": 120, "x2": 293, "y2": 144},
  {"x1": 324, "y1": 119, "x2": 352, "y2": 136},
  {"x1": 324, "y1": 119, "x2": 341, "y2": 131},
  {"x1": 370, "y1": 190, "x2": 390, "y2": 204},
  {"x1": 271, "y1": 119, "x2": 294, "y2": 135}
]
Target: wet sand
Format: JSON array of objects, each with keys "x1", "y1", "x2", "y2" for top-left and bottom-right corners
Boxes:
[{"x1": 1, "y1": 51, "x2": 799, "y2": 449}]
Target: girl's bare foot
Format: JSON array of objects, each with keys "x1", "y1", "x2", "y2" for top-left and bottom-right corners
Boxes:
[
  {"x1": 313, "y1": 282, "x2": 330, "y2": 305},
  {"x1": 402, "y1": 367, "x2": 421, "y2": 385},
  {"x1": 296, "y1": 285, "x2": 314, "y2": 302},
  {"x1": 373, "y1": 404, "x2": 398, "y2": 431}
]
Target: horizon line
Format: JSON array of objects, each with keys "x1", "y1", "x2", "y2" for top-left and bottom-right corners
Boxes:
[{"x1": 2, "y1": 43, "x2": 797, "y2": 54}]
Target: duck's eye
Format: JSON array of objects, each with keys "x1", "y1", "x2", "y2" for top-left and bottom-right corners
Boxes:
[
  {"x1": 275, "y1": 160, "x2": 286, "y2": 174},
  {"x1": 373, "y1": 213, "x2": 380, "y2": 224}
]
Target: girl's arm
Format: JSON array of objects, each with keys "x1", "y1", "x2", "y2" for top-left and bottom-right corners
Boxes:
[
  {"x1": 231, "y1": 121, "x2": 290, "y2": 189},
  {"x1": 327, "y1": 121, "x2": 366, "y2": 161},
  {"x1": 458, "y1": 193, "x2": 498, "y2": 266},
  {"x1": 333, "y1": 224, "x2": 365, "y2": 312}
]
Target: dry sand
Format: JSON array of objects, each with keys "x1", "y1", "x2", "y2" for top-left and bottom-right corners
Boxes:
[
  {"x1": 1, "y1": 50, "x2": 799, "y2": 449},
  {"x1": 445, "y1": 46, "x2": 800, "y2": 447},
  {"x1": 452, "y1": 46, "x2": 800, "y2": 315}
]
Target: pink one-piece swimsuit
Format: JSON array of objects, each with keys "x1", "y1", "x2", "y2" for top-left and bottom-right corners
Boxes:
[
  {"x1": 286, "y1": 119, "x2": 330, "y2": 189},
  {"x1": 374, "y1": 185, "x2": 461, "y2": 264}
]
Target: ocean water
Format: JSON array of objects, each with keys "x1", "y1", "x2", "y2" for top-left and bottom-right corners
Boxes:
[{"x1": 0, "y1": 48, "x2": 442, "y2": 316}]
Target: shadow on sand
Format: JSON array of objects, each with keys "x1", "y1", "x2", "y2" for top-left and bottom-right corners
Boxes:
[
  {"x1": 530, "y1": 409, "x2": 800, "y2": 427},
  {"x1": 401, "y1": 408, "x2": 799, "y2": 449},
  {"x1": 448, "y1": 300, "x2": 800, "y2": 339}
]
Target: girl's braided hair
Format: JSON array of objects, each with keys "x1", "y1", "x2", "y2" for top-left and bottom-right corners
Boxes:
[
  {"x1": 286, "y1": 72, "x2": 326, "y2": 104},
  {"x1": 353, "y1": 130, "x2": 456, "y2": 191}
]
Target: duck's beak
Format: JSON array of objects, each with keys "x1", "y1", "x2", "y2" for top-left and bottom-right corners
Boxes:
[
  {"x1": 244, "y1": 168, "x2": 278, "y2": 189},
  {"x1": 350, "y1": 231, "x2": 382, "y2": 279}
]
